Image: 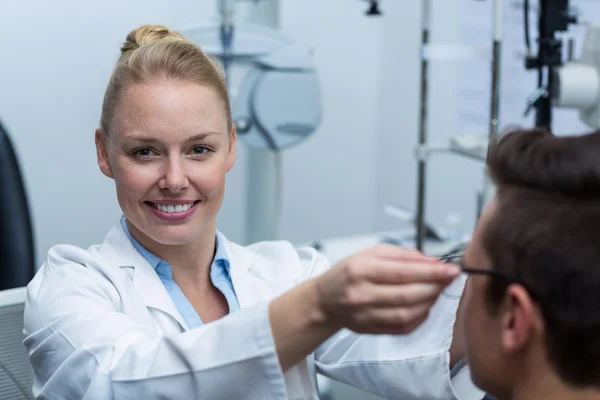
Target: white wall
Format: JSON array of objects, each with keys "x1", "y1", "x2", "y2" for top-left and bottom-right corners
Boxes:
[
  {"x1": 277, "y1": 1, "x2": 382, "y2": 242},
  {"x1": 0, "y1": 0, "x2": 480, "y2": 268}
]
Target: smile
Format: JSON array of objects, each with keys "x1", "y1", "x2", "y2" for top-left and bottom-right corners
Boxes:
[{"x1": 149, "y1": 202, "x2": 195, "y2": 214}]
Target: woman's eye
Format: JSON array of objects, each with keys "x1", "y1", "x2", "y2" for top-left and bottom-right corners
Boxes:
[
  {"x1": 134, "y1": 148, "x2": 154, "y2": 157},
  {"x1": 192, "y1": 146, "x2": 208, "y2": 155}
]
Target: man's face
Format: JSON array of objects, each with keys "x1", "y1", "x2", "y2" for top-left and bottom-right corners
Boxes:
[{"x1": 462, "y1": 199, "x2": 513, "y2": 397}]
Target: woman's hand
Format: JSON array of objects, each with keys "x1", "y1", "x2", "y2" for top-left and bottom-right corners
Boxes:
[
  {"x1": 270, "y1": 244, "x2": 460, "y2": 371},
  {"x1": 315, "y1": 244, "x2": 460, "y2": 335}
]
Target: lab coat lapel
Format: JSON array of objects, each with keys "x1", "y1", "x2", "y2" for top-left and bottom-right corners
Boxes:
[
  {"x1": 97, "y1": 222, "x2": 188, "y2": 330},
  {"x1": 221, "y1": 236, "x2": 320, "y2": 399},
  {"x1": 220, "y1": 235, "x2": 275, "y2": 309}
]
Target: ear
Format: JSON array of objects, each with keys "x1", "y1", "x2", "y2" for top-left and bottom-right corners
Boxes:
[
  {"x1": 95, "y1": 129, "x2": 114, "y2": 179},
  {"x1": 226, "y1": 123, "x2": 237, "y2": 173},
  {"x1": 501, "y1": 284, "x2": 536, "y2": 353}
]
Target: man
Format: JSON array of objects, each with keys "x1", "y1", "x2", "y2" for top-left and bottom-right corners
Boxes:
[{"x1": 461, "y1": 128, "x2": 600, "y2": 400}]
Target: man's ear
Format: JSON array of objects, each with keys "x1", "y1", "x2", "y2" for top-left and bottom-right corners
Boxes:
[
  {"x1": 95, "y1": 129, "x2": 114, "y2": 179},
  {"x1": 501, "y1": 284, "x2": 537, "y2": 353},
  {"x1": 226, "y1": 123, "x2": 237, "y2": 173}
]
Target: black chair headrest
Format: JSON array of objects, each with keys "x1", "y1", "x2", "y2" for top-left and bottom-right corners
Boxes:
[{"x1": 0, "y1": 119, "x2": 35, "y2": 289}]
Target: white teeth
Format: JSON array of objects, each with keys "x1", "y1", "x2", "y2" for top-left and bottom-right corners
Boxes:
[{"x1": 152, "y1": 202, "x2": 194, "y2": 214}]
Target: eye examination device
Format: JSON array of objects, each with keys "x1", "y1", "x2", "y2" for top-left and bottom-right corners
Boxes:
[
  {"x1": 552, "y1": 24, "x2": 600, "y2": 129},
  {"x1": 182, "y1": 0, "x2": 322, "y2": 151}
]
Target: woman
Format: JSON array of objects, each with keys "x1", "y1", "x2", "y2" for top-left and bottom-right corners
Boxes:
[{"x1": 23, "y1": 25, "x2": 466, "y2": 399}]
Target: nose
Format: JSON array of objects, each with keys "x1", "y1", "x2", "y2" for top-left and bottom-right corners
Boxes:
[{"x1": 159, "y1": 158, "x2": 189, "y2": 192}]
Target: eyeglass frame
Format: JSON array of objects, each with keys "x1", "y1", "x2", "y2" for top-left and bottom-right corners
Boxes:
[{"x1": 438, "y1": 254, "x2": 543, "y2": 304}]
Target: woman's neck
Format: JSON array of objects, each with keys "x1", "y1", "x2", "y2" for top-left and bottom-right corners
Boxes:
[{"x1": 128, "y1": 220, "x2": 218, "y2": 287}]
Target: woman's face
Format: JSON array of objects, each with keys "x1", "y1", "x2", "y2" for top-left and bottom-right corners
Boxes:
[{"x1": 95, "y1": 78, "x2": 236, "y2": 247}]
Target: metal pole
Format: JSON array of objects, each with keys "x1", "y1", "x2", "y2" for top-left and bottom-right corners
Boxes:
[
  {"x1": 479, "y1": 0, "x2": 503, "y2": 220},
  {"x1": 489, "y1": 0, "x2": 503, "y2": 143},
  {"x1": 534, "y1": 0, "x2": 552, "y2": 130},
  {"x1": 217, "y1": 0, "x2": 236, "y2": 85},
  {"x1": 243, "y1": 0, "x2": 282, "y2": 244},
  {"x1": 415, "y1": 0, "x2": 431, "y2": 251}
]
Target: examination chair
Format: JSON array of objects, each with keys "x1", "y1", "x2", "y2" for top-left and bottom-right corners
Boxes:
[
  {"x1": 0, "y1": 287, "x2": 33, "y2": 400},
  {"x1": 0, "y1": 118, "x2": 35, "y2": 290},
  {"x1": 0, "y1": 119, "x2": 35, "y2": 398}
]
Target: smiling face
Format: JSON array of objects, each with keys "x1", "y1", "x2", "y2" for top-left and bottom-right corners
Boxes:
[{"x1": 95, "y1": 78, "x2": 236, "y2": 248}]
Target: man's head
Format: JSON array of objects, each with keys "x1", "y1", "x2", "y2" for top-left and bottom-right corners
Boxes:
[{"x1": 462, "y1": 128, "x2": 600, "y2": 399}]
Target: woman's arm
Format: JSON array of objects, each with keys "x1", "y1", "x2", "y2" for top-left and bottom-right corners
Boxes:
[
  {"x1": 302, "y1": 246, "x2": 469, "y2": 400},
  {"x1": 269, "y1": 278, "x2": 340, "y2": 371},
  {"x1": 25, "y1": 244, "x2": 457, "y2": 399},
  {"x1": 270, "y1": 244, "x2": 459, "y2": 371}
]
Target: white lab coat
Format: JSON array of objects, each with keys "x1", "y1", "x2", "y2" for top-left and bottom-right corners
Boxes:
[{"x1": 23, "y1": 220, "x2": 467, "y2": 400}]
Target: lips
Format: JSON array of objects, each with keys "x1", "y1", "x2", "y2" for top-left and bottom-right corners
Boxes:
[
  {"x1": 148, "y1": 202, "x2": 195, "y2": 214},
  {"x1": 145, "y1": 200, "x2": 201, "y2": 221}
]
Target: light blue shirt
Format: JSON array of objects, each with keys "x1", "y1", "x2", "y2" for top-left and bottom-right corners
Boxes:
[{"x1": 121, "y1": 217, "x2": 240, "y2": 329}]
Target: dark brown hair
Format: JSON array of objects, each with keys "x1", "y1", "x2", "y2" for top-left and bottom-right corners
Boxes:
[{"x1": 483, "y1": 128, "x2": 600, "y2": 388}]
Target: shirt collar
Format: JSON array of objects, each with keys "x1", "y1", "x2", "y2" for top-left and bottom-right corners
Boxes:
[
  {"x1": 214, "y1": 231, "x2": 229, "y2": 264},
  {"x1": 120, "y1": 217, "x2": 230, "y2": 272},
  {"x1": 121, "y1": 217, "x2": 163, "y2": 269}
]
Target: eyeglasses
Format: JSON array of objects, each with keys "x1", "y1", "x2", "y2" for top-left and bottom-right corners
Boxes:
[
  {"x1": 438, "y1": 255, "x2": 507, "y2": 280},
  {"x1": 437, "y1": 253, "x2": 543, "y2": 304}
]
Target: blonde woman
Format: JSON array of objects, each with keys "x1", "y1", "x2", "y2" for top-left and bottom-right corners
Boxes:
[{"x1": 23, "y1": 25, "x2": 466, "y2": 399}]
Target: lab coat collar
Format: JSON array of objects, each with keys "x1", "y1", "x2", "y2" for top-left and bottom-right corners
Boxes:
[
  {"x1": 95, "y1": 220, "x2": 258, "y2": 329},
  {"x1": 214, "y1": 232, "x2": 262, "y2": 310}
]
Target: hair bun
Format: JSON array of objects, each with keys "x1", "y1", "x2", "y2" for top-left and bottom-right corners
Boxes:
[{"x1": 121, "y1": 25, "x2": 184, "y2": 55}]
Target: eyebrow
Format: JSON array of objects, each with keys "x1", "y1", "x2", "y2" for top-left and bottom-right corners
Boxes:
[{"x1": 122, "y1": 132, "x2": 221, "y2": 144}]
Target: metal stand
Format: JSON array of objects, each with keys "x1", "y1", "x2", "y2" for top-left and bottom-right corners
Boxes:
[
  {"x1": 415, "y1": 0, "x2": 431, "y2": 252},
  {"x1": 238, "y1": 0, "x2": 283, "y2": 244},
  {"x1": 479, "y1": 0, "x2": 504, "y2": 219},
  {"x1": 489, "y1": 0, "x2": 502, "y2": 144},
  {"x1": 414, "y1": 0, "x2": 504, "y2": 250}
]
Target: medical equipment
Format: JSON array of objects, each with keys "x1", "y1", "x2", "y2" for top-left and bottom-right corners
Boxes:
[
  {"x1": 182, "y1": 0, "x2": 322, "y2": 244},
  {"x1": 522, "y1": 0, "x2": 578, "y2": 131},
  {"x1": 414, "y1": 0, "x2": 598, "y2": 251},
  {"x1": 0, "y1": 287, "x2": 33, "y2": 400},
  {"x1": 521, "y1": 0, "x2": 600, "y2": 130},
  {"x1": 363, "y1": 0, "x2": 382, "y2": 16},
  {"x1": 552, "y1": 24, "x2": 600, "y2": 129},
  {"x1": 414, "y1": 0, "x2": 504, "y2": 251},
  {"x1": 0, "y1": 119, "x2": 35, "y2": 290}
]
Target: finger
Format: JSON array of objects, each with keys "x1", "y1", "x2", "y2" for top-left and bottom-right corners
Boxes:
[
  {"x1": 358, "y1": 258, "x2": 461, "y2": 284},
  {"x1": 371, "y1": 244, "x2": 437, "y2": 262},
  {"x1": 347, "y1": 281, "x2": 445, "y2": 308},
  {"x1": 354, "y1": 303, "x2": 433, "y2": 334}
]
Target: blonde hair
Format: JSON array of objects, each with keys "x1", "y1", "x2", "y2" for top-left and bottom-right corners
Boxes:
[{"x1": 100, "y1": 25, "x2": 231, "y2": 133}]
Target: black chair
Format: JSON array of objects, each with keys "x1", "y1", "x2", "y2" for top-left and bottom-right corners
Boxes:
[
  {"x1": 0, "y1": 287, "x2": 34, "y2": 400},
  {"x1": 0, "y1": 119, "x2": 35, "y2": 290}
]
